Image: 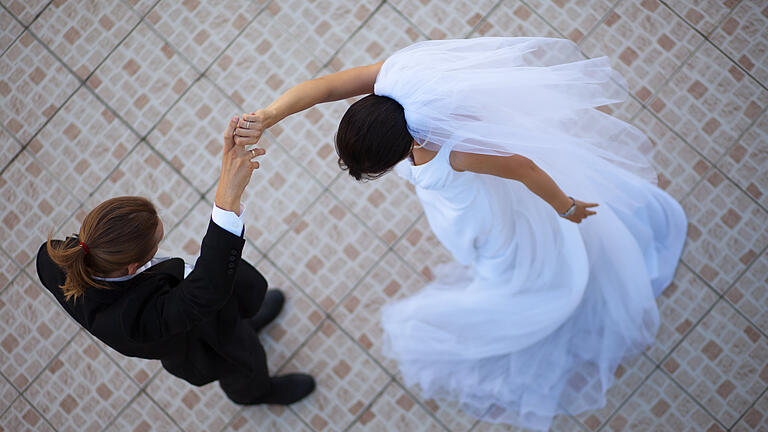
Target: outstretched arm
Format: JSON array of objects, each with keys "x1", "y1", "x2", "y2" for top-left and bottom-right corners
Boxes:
[
  {"x1": 451, "y1": 151, "x2": 597, "y2": 223},
  {"x1": 233, "y1": 62, "x2": 384, "y2": 145}
]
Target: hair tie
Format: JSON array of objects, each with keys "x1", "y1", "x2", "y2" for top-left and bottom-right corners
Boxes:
[{"x1": 79, "y1": 242, "x2": 90, "y2": 254}]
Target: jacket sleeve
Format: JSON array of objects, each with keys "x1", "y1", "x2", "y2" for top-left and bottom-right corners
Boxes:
[{"x1": 125, "y1": 219, "x2": 246, "y2": 342}]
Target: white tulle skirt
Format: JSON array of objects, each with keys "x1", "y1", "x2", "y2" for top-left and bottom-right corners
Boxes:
[{"x1": 375, "y1": 37, "x2": 688, "y2": 431}]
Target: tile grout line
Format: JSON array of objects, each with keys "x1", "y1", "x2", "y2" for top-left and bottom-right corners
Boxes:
[
  {"x1": 340, "y1": 378, "x2": 397, "y2": 432},
  {"x1": 98, "y1": 387, "x2": 142, "y2": 432},
  {"x1": 659, "y1": 366, "x2": 731, "y2": 430},
  {"x1": 729, "y1": 384, "x2": 768, "y2": 430},
  {"x1": 597, "y1": 254, "x2": 745, "y2": 430},
  {"x1": 464, "y1": 0, "x2": 505, "y2": 39},
  {"x1": 312, "y1": 0, "x2": 386, "y2": 73},
  {"x1": 658, "y1": 0, "x2": 767, "y2": 93},
  {"x1": 385, "y1": 2, "x2": 431, "y2": 41},
  {"x1": 17, "y1": 391, "x2": 58, "y2": 432},
  {"x1": 578, "y1": 0, "x2": 625, "y2": 47},
  {"x1": 16, "y1": 328, "x2": 81, "y2": 430},
  {"x1": 324, "y1": 313, "x2": 455, "y2": 432},
  {"x1": 653, "y1": 94, "x2": 768, "y2": 211},
  {"x1": 648, "y1": 251, "x2": 768, "y2": 426},
  {"x1": 0, "y1": 2, "x2": 28, "y2": 59},
  {"x1": 0, "y1": 0, "x2": 155, "y2": 178},
  {"x1": 0, "y1": 369, "x2": 21, "y2": 419},
  {"x1": 140, "y1": 385, "x2": 186, "y2": 432}
]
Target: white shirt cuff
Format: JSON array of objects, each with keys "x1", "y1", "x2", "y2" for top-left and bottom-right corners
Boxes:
[{"x1": 211, "y1": 204, "x2": 245, "y2": 237}]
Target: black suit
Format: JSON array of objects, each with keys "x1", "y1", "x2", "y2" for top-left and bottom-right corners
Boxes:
[{"x1": 36, "y1": 220, "x2": 271, "y2": 403}]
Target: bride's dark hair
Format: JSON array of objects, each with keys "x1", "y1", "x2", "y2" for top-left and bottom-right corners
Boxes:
[{"x1": 335, "y1": 94, "x2": 413, "y2": 181}]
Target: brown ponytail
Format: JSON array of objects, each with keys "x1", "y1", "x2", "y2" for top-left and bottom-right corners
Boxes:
[{"x1": 46, "y1": 196, "x2": 160, "y2": 302}]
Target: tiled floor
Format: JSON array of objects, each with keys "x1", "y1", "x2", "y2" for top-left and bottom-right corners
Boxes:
[{"x1": 1, "y1": 0, "x2": 766, "y2": 431}]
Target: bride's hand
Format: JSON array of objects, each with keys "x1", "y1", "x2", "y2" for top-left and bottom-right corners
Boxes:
[
  {"x1": 233, "y1": 109, "x2": 272, "y2": 146},
  {"x1": 565, "y1": 199, "x2": 598, "y2": 223}
]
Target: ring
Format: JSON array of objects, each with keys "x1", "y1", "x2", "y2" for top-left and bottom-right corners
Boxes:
[
  {"x1": 250, "y1": 149, "x2": 256, "y2": 158},
  {"x1": 245, "y1": 120, "x2": 252, "y2": 129}
]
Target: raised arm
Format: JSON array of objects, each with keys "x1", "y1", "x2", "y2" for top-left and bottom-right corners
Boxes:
[
  {"x1": 233, "y1": 62, "x2": 384, "y2": 146},
  {"x1": 451, "y1": 152, "x2": 597, "y2": 223}
]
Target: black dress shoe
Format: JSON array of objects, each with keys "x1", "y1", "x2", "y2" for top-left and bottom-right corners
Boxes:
[
  {"x1": 249, "y1": 289, "x2": 285, "y2": 331},
  {"x1": 260, "y1": 374, "x2": 316, "y2": 405}
]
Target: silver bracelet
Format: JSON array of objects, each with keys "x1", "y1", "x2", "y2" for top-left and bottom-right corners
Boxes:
[{"x1": 559, "y1": 197, "x2": 577, "y2": 218}]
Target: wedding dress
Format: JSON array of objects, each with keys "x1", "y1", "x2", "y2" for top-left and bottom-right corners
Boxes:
[{"x1": 375, "y1": 38, "x2": 687, "y2": 431}]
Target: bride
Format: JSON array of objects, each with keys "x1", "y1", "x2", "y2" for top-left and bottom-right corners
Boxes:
[{"x1": 237, "y1": 37, "x2": 687, "y2": 430}]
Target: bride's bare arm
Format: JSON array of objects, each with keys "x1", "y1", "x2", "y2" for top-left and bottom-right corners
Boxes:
[
  {"x1": 451, "y1": 152, "x2": 598, "y2": 223},
  {"x1": 233, "y1": 62, "x2": 384, "y2": 145}
]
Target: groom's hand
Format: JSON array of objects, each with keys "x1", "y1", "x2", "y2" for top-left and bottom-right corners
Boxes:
[{"x1": 215, "y1": 115, "x2": 266, "y2": 215}]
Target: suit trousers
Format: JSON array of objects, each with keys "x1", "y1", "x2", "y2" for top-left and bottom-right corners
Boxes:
[{"x1": 217, "y1": 261, "x2": 272, "y2": 403}]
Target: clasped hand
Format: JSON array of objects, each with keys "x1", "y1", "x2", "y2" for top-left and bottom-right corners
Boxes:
[{"x1": 214, "y1": 115, "x2": 267, "y2": 215}]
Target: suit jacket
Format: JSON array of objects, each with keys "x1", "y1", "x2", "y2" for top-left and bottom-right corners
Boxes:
[{"x1": 36, "y1": 220, "x2": 267, "y2": 386}]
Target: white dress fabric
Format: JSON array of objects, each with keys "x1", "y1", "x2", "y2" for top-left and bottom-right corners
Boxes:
[{"x1": 374, "y1": 38, "x2": 687, "y2": 431}]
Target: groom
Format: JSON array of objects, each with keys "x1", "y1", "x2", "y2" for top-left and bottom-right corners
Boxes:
[{"x1": 36, "y1": 115, "x2": 315, "y2": 405}]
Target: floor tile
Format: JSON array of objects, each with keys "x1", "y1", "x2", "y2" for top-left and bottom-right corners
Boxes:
[
  {"x1": 0, "y1": 31, "x2": 80, "y2": 144},
  {"x1": 717, "y1": 110, "x2": 767, "y2": 209},
  {"x1": 205, "y1": 136, "x2": 325, "y2": 252},
  {"x1": 606, "y1": 370, "x2": 723, "y2": 432},
  {"x1": 330, "y1": 171, "x2": 422, "y2": 246},
  {"x1": 666, "y1": 300, "x2": 767, "y2": 427},
  {"x1": 0, "y1": 249, "x2": 20, "y2": 294},
  {"x1": 281, "y1": 320, "x2": 391, "y2": 431},
  {"x1": 633, "y1": 108, "x2": 711, "y2": 201},
  {"x1": 732, "y1": 390, "x2": 768, "y2": 432},
  {"x1": 30, "y1": 0, "x2": 140, "y2": 80},
  {"x1": 88, "y1": 21, "x2": 198, "y2": 137},
  {"x1": 581, "y1": 0, "x2": 702, "y2": 103},
  {"x1": 392, "y1": 216, "x2": 454, "y2": 281},
  {"x1": 649, "y1": 42, "x2": 768, "y2": 163},
  {"x1": 148, "y1": 77, "x2": 239, "y2": 193},
  {"x1": 349, "y1": 381, "x2": 445, "y2": 431},
  {"x1": 649, "y1": 264, "x2": 719, "y2": 363},
  {"x1": 327, "y1": 3, "x2": 426, "y2": 72},
  {"x1": 270, "y1": 0, "x2": 380, "y2": 65},
  {"x1": 83, "y1": 142, "x2": 200, "y2": 233},
  {"x1": 267, "y1": 82, "x2": 354, "y2": 186},
  {"x1": 0, "y1": 396, "x2": 54, "y2": 432},
  {"x1": 0, "y1": 149, "x2": 80, "y2": 267},
  {"x1": 575, "y1": 355, "x2": 655, "y2": 430},
  {"x1": 268, "y1": 192, "x2": 388, "y2": 312},
  {"x1": 390, "y1": 0, "x2": 497, "y2": 39},
  {"x1": 159, "y1": 198, "x2": 218, "y2": 262},
  {"x1": 0, "y1": 373, "x2": 19, "y2": 418},
  {"x1": 0, "y1": 125, "x2": 22, "y2": 173},
  {"x1": 25, "y1": 331, "x2": 139, "y2": 432},
  {"x1": 225, "y1": 405, "x2": 312, "y2": 432},
  {"x1": 526, "y1": 0, "x2": 617, "y2": 43},
  {"x1": 105, "y1": 393, "x2": 180, "y2": 432},
  {"x1": 473, "y1": 412, "x2": 584, "y2": 431},
  {"x1": 471, "y1": 0, "x2": 560, "y2": 38},
  {"x1": 255, "y1": 259, "x2": 324, "y2": 374},
  {"x1": 681, "y1": 173, "x2": 768, "y2": 292},
  {"x1": 87, "y1": 334, "x2": 161, "y2": 389},
  {"x1": 331, "y1": 251, "x2": 425, "y2": 374},
  {"x1": 146, "y1": 0, "x2": 266, "y2": 72},
  {"x1": 664, "y1": 0, "x2": 738, "y2": 36},
  {"x1": 146, "y1": 369, "x2": 241, "y2": 432},
  {"x1": 0, "y1": 6, "x2": 23, "y2": 54},
  {"x1": 725, "y1": 250, "x2": 768, "y2": 336},
  {"x1": 27, "y1": 87, "x2": 140, "y2": 203},
  {"x1": 123, "y1": 0, "x2": 159, "y2": 17},
  {"x1": 710, "y1": 0, "x2": 768, "y2": 88},
  {"x1": 3, "y1": 0, "x2": 49, "y2": 26},
  {"x1": 207, "y1": 6, "x2": 322, "y2": 109}
]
